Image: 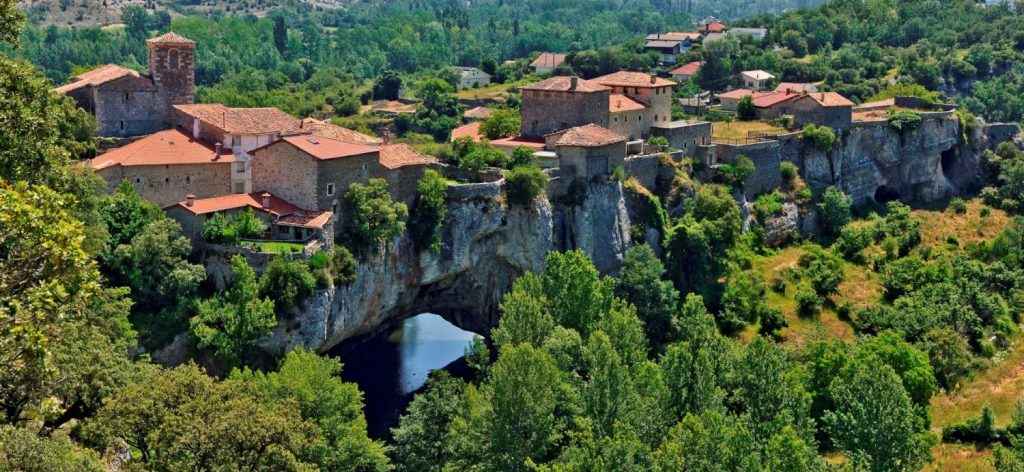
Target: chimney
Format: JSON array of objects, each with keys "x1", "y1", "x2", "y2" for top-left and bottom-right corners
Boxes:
[
  {"x1": 821, "y1": 92, "x2": 826, "y2": 101},
  {"x1": 186, "y1": 194, "x2": 195, "y2": 207},
  {"x1": 214, "y1": 142, "x2": 222, "y2": 160},
  {"x1": 262, "y1": 192, "x2": 271, "y2": 209},
  {"x1": 382, "y1": 128, "x2": 391, "y2": 145},
  {"x1": 650, "y1": 74, "x2": 657, "y2": 84},
  {"x1": 570, "y1": 76, "x2": 578, "y2": 90},
  {"x1": 192, "y1": 117, "x2": 201, "y2": 139}
]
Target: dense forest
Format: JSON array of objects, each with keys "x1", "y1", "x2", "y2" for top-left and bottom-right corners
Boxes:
[{"x1": 4, "y1": 0, "x2": 1024, "y2": 470}]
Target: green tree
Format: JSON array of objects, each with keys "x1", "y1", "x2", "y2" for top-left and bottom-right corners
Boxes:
[
  {"x1": 373, "y1": 70, "x2": 402, "y2": 101},
  {"x1": 736, "y1": 95, "x2": 756, "y2": 120},
  {"x1": 506, "y1": 165, "x2": 547, "y2": 206},
  {"x1": 782, "y1": 30, "x2": 809, "y2": 57},
  {"x1": 409, "y1": 169, "x2": 448, "y2": 252},
  {"x1": 121, "y1": 5, "x2": 148, "y2": 42},
  {"x1": 0, "y1": 425, "x2": 105, "y2": 472},
  {"x1": 652, "y1": 411, "x2": 761, "y2": 471},
  {"x1": 346, "y1": 178, "x2": 408, "y2": 249},
  {"x1": 818, "y1": 186, "x2": 852, "y2": 235},
  {"x1": 480, "y1": 108, "x2": 521, "y2": 140},
  {"x1": 823, "y1": 360, "x2": 932, "y2": 472},
  {"x1": 259, "y1": 254, "x2": 317, "y2": 310},
  {"x1": 492, "y1": 273, "x2": 555, "y2": 348},
  {"x1": 921, "y1": 328, "x2": 972, "y2": 391},
  {"x1": 615, "y1": 244, "x2": 679, "y2": 346},
  {"x1": 110, "y1": 218, "x2": 205, "y2": 316},
  {"x1": 802, "y1": 124, "x2": 836, "y2": 152},
  {"x1": 272, "y1": 16, "x2": 287, "y2": 55},
  {"x1": 721, "y1": 155, "x2": 755, "y2": 187},
  {"x1": 98, "y1": 180, "x2": 161, "y2": 268},
  {"x1": 390, "y1": 371, "x2": 466, "y2": 472},
  {"x1": 234, "y1": 349, "x2": 390, "y2": 471},
  {"x1": 542, "y1": 250, "x2": 615, "y2": 336},
  {"x1": 191, "y1": 255, "x2": 276, "y2": 368},
  {"x1": 83, "y1": 364, "x2": 318, "y2": 471}
]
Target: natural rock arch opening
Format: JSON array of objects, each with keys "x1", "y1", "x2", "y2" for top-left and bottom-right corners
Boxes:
[{"x1": 874, "y1": 185, "x2": 902, "y2": 203}]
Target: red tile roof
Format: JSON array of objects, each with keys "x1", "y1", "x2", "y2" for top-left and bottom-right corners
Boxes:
[
  {"x1": 809, "y1": 92, "x2": 856, "y2": 107},
  {"x1": 379, "y1": 144, "x2": 428, "y2": 170},
  {"x1": 173, "y1": 104, "x2": 302, "y2": 135},
  {"x1": 522, "y1": 76, "x2": 610, "y2": 93},
  {"x1": 717, "y1": 89, "x2": 774, "y2": 100},
  {"x1": 171, "y1": 192, "x2": 300, "y2": 216},
  {"x1": 147, "y1": 32, "x2": 195, "y2": 45},
  {"x1": 609, "y1": 94, "x2": 648, "y2": 112},
  {"x1": 699, "y1": 22, "x2": 726, "y2": 33},
  {"x1": 670, "y1": 61, "x2": 703, "y2": 76},
  {"x1": 262, "y1": 135, "x2": 379, "y2": 161},
  {"x1": 276, "y1": 210, "x2": 333, "y2": 229},
  {"x1": 553, "y1": 124, "x2": 626, "y2": 148},
  {"x1": 647, "y1": 32, "x2": 702, "y2": 41},
  {"x1": 530, "y1": 53, "x2": 567, "y2": 69},
  {"x1": 591, "y1": 71, "x2": 676, "y2": 88},
  {"x1": 854, "y1": 98, "x2": 896, "y2": 109},
  {"x1": 54, "y1": 64, "x2": 144, "y2": 94},
  {"x1": 89, "y1": 129, "x2": 234, "y2": 171},
  {"x1": 775, "y1": 82, "x2": 818, "y2": 93},
  {"x1": 299, "y1": 118, "x2": 381, "y2": 145},
  {"x1": 451, "y1": 122, "x2": 483, "y2": 142},
  {"x1": 752, "y1": 92, "x2": 799, "y2": 108}
]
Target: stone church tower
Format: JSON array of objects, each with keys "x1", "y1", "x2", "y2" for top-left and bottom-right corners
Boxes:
[{"x1": 146, "y1": 32, "x2": 196, "y2": 107}]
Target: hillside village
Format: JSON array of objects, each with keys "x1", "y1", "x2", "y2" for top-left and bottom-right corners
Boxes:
[{"x1": 60, "y1": 19, "x2": 1017, "y2": 263}]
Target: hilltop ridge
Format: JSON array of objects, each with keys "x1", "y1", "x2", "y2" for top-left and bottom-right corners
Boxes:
[{"x1": 17, "y1": 0, "x2": 350, "y2": 26}]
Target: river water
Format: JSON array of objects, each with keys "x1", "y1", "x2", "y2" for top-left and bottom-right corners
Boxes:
[{"x1": 330, "y1": 313, "x2": 478, "y2": 439}]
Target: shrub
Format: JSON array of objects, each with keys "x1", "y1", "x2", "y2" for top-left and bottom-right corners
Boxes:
[
  {"x1": 802, "y1": 124, "x2": 836, "y2": 151},
  {"x1": 611, "y1": 165, "x2": 627, "y2": 182},
  {"x1": 506, "y1": 165, "x2": 547, "y2": 206},
  {"x1": 799, "y1": 245, "x2": 844, "y2": 297},
  {"x1": 942, "y1": 403, "x2": 1000, "y2": 445},
  {"x1": 796, "y1": 289, "x2": 824, "y2": 317},
  {"x1": 981, "y1": 206, "x2": 992, "y2": 217},
  {"x1": 780, "y1": 161, "x2": 798, "y2": 185},
  {"x1": 720, "y1": 154, "x2": 755, "y2": 187},
  {"x1": 888, "y1": 111, "x2": 923, "y2": 133},
  {"x1": 201, "y1": 213, "x2": 240, "y2": 245},
  {"x1": 833, "y1": 224, "x2": 872, "y2": 262},
  {"x1": 260, "y1": 254, "x2": 317, "y2": 310},
  {"x1": 409, "y1": 170, "x2": 448, "y2": 252},
  {"x1": 509, "y1": 146, "x2": 534, "y2": 168},
  {"x1": 346, "y1": 178, "x2": 408, "y2": 249},
  {"x1": 759, "y1": 306, "x2": 788, "y2": 338},
  {"x1": 754, "y1": 191, "x2": 785, "y2": 221},
  {"x1": 949, "y1": 197, "x2": 967, "y2": 214},
  {"x1": 332, "y1": 246, "x2": 358, "y2": 286},
  {"x1": 479, "y1": 108, "x2": 521, "y2": 140},
  {"x1": 818, "y1": 186, "x2": 853, "y2": 235},
  {"x1": 646, "y1": 135, "x2": 670, "y2": 148}
]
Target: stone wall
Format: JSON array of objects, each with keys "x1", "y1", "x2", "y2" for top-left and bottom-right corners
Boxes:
[
  {"x1": 251, "y1": 141, "x2": 320, "y2": 210},
  {"x1": 93, "y1": 75, "x2": 165, "y2": 137},
  {"x1": 650, "y1": 120, "x2": 712, "y2": 158},
  {"x1": 609, "y1": 109, "x2": 646, "y2": 140},
  {"x1": 521, "y1": 89, "x2": 609, "y2": 138},
  {"x1": 716, "y1": 140, "x2": 782, "y2": 197},
  {"x1": 103, "y1": 162, "x2": 233, "y2": 208},
  {"x1": 383, "y1": 164, "x2": 427, "y2": 209}
]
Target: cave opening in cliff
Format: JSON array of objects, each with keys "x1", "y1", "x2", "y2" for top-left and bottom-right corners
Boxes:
[
  {"x1": 874, "y1": 185, "x2": 902, "y2": 203},
  {"x1": 941, "y1": 148, "x2": 956, "y2": 174}
]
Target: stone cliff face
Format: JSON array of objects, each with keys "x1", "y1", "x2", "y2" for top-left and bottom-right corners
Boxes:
[
  {"x1": 799, "y1": 113, "x2": 961, "y2": 204},
  {"x1": 263, "y1": 178, "x2": 633, "y2": 354}
]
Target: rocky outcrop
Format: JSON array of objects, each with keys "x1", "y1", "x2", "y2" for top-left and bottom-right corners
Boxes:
[
  {"x1": 261, "y1": 178, "x2": 634, "y2": 354},
  {"x1": 800, "y1": 112, "x2": 961, "y2": 204}
]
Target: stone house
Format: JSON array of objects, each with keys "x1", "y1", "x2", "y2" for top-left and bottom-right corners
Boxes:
[
  {"x1": 545, "y1": 124, "x2": 627, "y2": 180},
  {"x1": 788, "y1": 92, "x2": 855, "y2": 129},
  {"x1": 592, "y1": 71, "x2": 676, "y2": 139},
  {"x1": 530, "y1": 53, "x2": 567, "y2": 74},
  {"x1": 250, "y1": 135, "x2": 382, "y2": 235},
  {"x1": 88, "y1": 129, "x2": 234, "y2": 207},
  {"x1": 171, "y1": 104, "x2": 303, "y2": 194},
  {"x1": 521, "y1": 77, "x2": 611, "y2": 138},
  {"x1": 54, "y1": 32, "x2": 196, "y2": 137},
  {"x1": 299, "y1": 118, "x2": 382, "y2": 145},
  {"x1": 165, "y1": 191, "x2": 333, "y2": 246},
  {"x1": 455, "y1": 67, "x2": 492, "y2": 89},
  {"x1": 378, "y1": 144, "x2": 429, "y2": 207},
  {"x1": 741, "y1": 70, "x2": 775, "y2": 90},
  {"x1": 649, "y1": 120, "x2": 713, "y2": 158}
]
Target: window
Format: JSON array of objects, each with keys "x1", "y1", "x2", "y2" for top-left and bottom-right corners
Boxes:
[
  {"x1": 164, "y1": 177, "x2": 170, "y2": 183},
  {"x1": 327, "y1": 183, "x2": 335, "y2": 196},
  {"x1": 654, "y1": 115, "x2": 659, "y2": 122},
  {"x1": 332, "y1": 202, "x2": 338, "y2": 215},
  {"x1": 234, "y1": 182, "x2": 245, "y2": 194},
  {"x1": 124, "y1": 92, "x2": 132, "y2": 101},
  {"x1": 169, "y1": 49, "x2": 180, "y2": 69},
  {"x1": 185, "y1": 176, "x2": 192, "y2": 184},
  {"x1": 235, "y1": 162, "x2": 246, "y2": 173},
  {"x1": 120, "y1": 121, "x2": 125, "y2": 131},
  {"x1": 134, "y1": 177, "x2": 142, "y2": 184},
  {"x1": 231, "y1": 136, "x2": 241, "y2": 147}
]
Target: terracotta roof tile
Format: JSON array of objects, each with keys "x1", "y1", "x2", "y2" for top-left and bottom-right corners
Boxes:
[
  {"x1": 553, "y1": 124, "x2": 626, "y2": 148},
  {"x1": 854, "y1": 98, "x2": 896, "y2": 109},
  {"x1": 522, "y1": 76, "x2": 610, "y2": 93},
  {"x1": 530, "y1": 53, "x2": 567, "y2": 69},
  {"x1": 718, "y1": 89, "x2": 773, "y2": 100},
  {"x1": 742, "y1": 70, "x2": 775, "y2": 81},
  {"x1": 379, "y1": 144, "x2": 428, "y2": 170},
  {"x1": 591, "y1": 71, "x2": 675, "y2": 88},
  {"x1": 609, "y1": 94, "x2": 648, "y2": 112},
  {"x1": 647, "y1": 32, "x2": 701, "y2": 41},
  {"x1": 170, "y1": 191, "x2": 332, "y2": 229},
  {"x1": 806, "y1": 92, "x2": 855, "y2": 107},
  {"x1": 54, "y1": 64, "x2": 144, "y2": 94},
  {"x1": 491, "y1": 136, "x2": 546, "y2": 149},
  {"x1": 173, "y1": 104, "x2": 302, "y2": 135},
  {"x1": 261, "y1": 135, "x2": 379, "y2": 161},
  {"x1": 89, "y1": 129, "x2": 234, "y2": 171},
  {"x1": 450, "y1": 122, "x2": 483, "y2": 142},
  {"x1": 699, "y1": 22, "x2": 726, "y2": 33},
  {"x1": 775, "y1": 82, "x2": 818, "y2": 93},
  {"x1": 147, "y1": 32, "x2": 195, "y2": 45},
  {"x1": 670, "y1": 61, "x2": 703, "y2": 76},
  {"x1": 752, "y1": 92, "x2": 799, "y2": 108},
  {"x1": 300, "y1": 118, "x2": 382, "y2": 145}
]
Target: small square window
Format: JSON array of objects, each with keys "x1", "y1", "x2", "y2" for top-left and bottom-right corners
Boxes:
[
  {"x1": 231, "y1": 136, "x2": 241, "y2": 147},
  {"x1": 327, "y1": 183, "x2": 335, "y2": 196},
  {"x1": 134, "y1": 177, "x2": 141, "y2": 184},
  {"x1": 164, "y1": 177, "x2": 170, "y2": 183},
  {"x1": 124, "y1": 92, "x2": 132, "y2": 101},
  {"x1": 185, "y1": 176, "x2": 192, "y2": 184}
]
